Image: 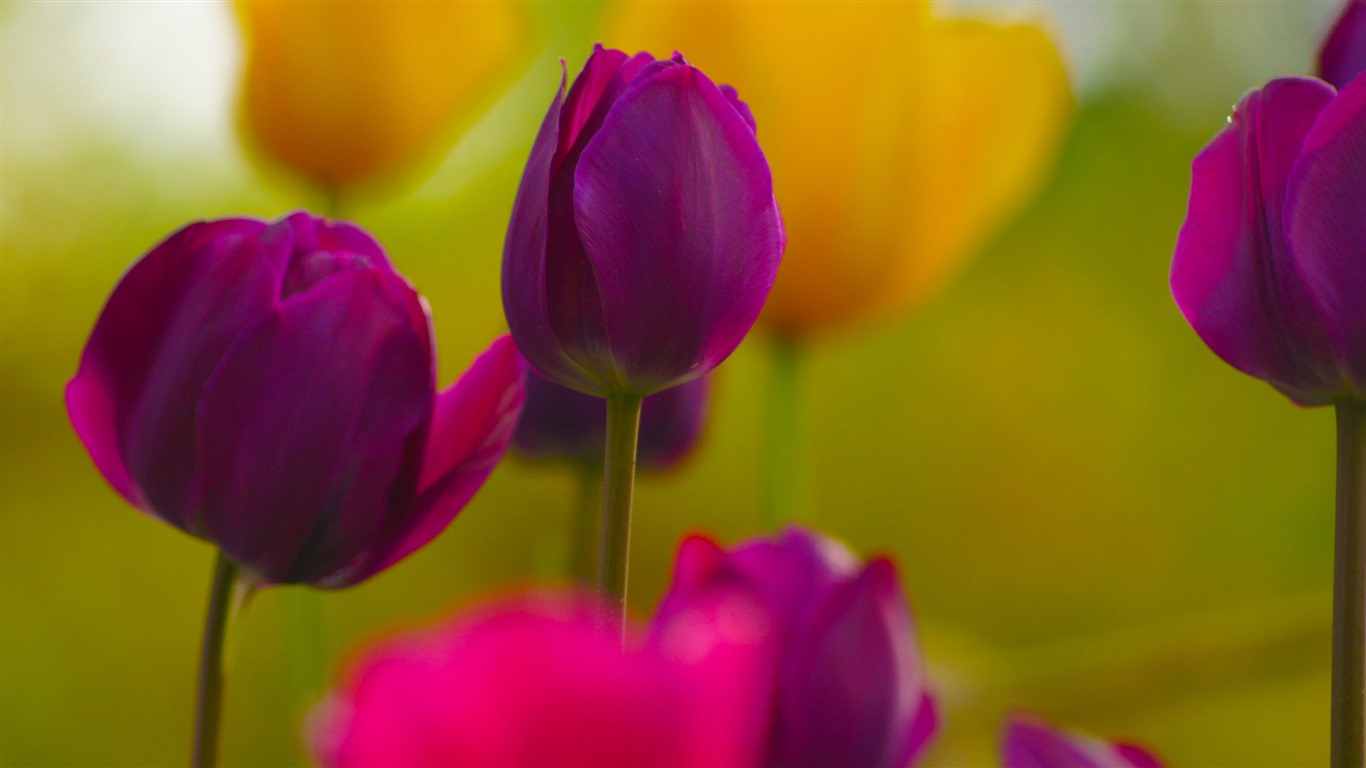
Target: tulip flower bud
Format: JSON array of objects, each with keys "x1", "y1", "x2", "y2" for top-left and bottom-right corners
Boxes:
[
  {"x1": 513, "y1": 369, "x2": 711, "y2": 471},
  {"x1": 235, "y1": 1, "x2": 530, "y2": 198},
  {"x1": 310, "y1": 594, "x2": 762, "y2": 767},
  {"x1": 1001, "y1": 715, "x2": 1163, "y2": 768},
  {"x1": 502, "y1": 45, "x2": 784, "y2": 396},
  {"x1": 651, "y1": 526, "x2": 937, "y2": 767},
  {"x1": 66, "y1": 212, "x2": 526, "y2": 587},
  {"x1": 1171, "y1": 75, "x2": 1366, "y2": 405},
  {"x1": 1320, "y1": 0, "x2": 1366, "y2": 90}
]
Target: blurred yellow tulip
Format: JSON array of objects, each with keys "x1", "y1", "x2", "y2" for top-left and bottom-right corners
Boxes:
[
  {"x1": 605, "y1": 2, "x2": 1071, "y2": 339},
  {"x1": 235, "y1": 0, "x2": 531, "y2": 202}
]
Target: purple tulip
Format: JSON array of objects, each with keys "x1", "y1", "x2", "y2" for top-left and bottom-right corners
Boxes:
[
  {"x1": 1171, "y1": 74, "x2": 1366, "y2": 405},
  {"x1": 502, "y1": 44, "x2": 784, "y2": 397},
  {"x1": 66, "y1": 212, "x2": 526, "y2": 587},
  {"x1": 1000, "y1": 715, "x2": 1163, "y2": 768},
  {"x1": 513, "y1": 369, "x2": 711, "y2": 471},
  {"x1": 1320, "y1": 0, "x2": 1366, "y2": 90},
  {"x1": 651, "y1": 526, "x2": 937, "y2": 768}
]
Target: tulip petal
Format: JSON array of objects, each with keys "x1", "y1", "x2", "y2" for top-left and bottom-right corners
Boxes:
[
  {"x1": 1001, "y1": 715, "x2": 1163, "y2": 768},
  {"x1": 771, "y1": 558, "x2": 929, "y2": 768},
  {"x1": 1319, "y1": 0, "x2": 1366, "y2": 90},
  {"x1": 1171, "y1": 77, "x2": 1342, "y2": 403},
  {"x1": 1285, "y1": 75, "x2": 1366, "y2": 393},
  {"x1": 276, "y1": 212, "x2": 396, "y2": 298},
  {"x1": 503, "y1": 67, "x2": 606, "y2": 393},
  {"x1": 334, "y1": 336, "x2": 526, "y2": 586},
  {"x1": 65, "y1": 219, "x2": 279, "y2": 524},
  {"x1": 574, "y1": 63, "x2": 782, "y2": 392},
  {"x1": 193, "y1": 270, "x2": 432, "y2": 584},
  {"x1": 557, "y1": 46, "x2": 656, "y2": 170}
]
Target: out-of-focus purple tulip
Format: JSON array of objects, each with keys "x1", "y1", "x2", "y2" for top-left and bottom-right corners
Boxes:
[
  {"x1": 66, "y1": 212, "x2": 526, "y2": 587},
  {"x1": 1171, "y1": 74, "x2": 1366, "y2": 405},
  {"x1": 1000, "y1": 714, "x2": 1163, "y2": 768},
  {"x1": 310, "y1": 593, "x2": 764, "y2": 767},
  {"x1": 1321, "y1": 0, "x2": 1366, "y2": 90},
  {"x1": 502, "y1": 44, "x2": 784, "y2": 397},
  {"x1": 513, "y1": 369, "x2": 710, "y2": 471},
  {"x1": 651, "y1": 526, "x2": 937, "y2": 768}
]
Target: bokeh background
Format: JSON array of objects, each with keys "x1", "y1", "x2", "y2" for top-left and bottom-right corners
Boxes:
[{"x1": 0, "y1": 1, "x2": 1347, "y2": 765}]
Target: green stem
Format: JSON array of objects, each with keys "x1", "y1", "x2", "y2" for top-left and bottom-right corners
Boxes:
[
  {"x1": 192, "y1": 551, "x2": 250, "y2": 768},
  {"x1": 571, "y1": 461, "x2": 603, "y2": 587},
  {"x1": 1333, "y1": 401, "x2": 1365, "y2": 767},
  {"x1": 765, "y1": 337, "x2": 810, "y2": 526},
  {"x1": 599, "y1": 392, "x2": 642, "y2": 634}
]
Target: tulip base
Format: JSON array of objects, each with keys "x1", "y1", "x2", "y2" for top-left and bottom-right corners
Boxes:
[
  {"x1": 599, "y1": 393, "x2": 643, "y2": 635},
  {"x1": 1333, "y1": 401, "x2": 1365, "y2": 767},
  {"x1": 193, "y1": 551, "x2": 253, "y2": 768}
]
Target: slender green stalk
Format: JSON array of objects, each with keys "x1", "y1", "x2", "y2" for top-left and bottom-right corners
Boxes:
[
  {"x1": 766, "y1": 337, "x2": 810, "y2": 526},
  {"x1": 599, "y1": 392, "x2": 643, "y2": 634},
  {"x1": 1333, "y1": 401, "x2": 1365, "y2": 767},
  {"x1": 571, "y1": 461, "x2": 603, "y2": 587},
  {"x1": 192, "y1": 551, "x2": 247, "y2": 768}
]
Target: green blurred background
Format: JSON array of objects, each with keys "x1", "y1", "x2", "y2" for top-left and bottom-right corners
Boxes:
[{"x1": 0, "y1": 1, "x2": 1347, "y2": 765}]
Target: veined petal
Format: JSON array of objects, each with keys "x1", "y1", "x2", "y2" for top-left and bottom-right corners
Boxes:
[
  {"x1": 574, "y1": 63, "x2": 782, "y2": 392},
  {"x1": 1286, "y1": 75, "x2": 1366, "y2": 395},
  {"x1": 771, "y1": 559, "x2": 929, "y2": 768},
  {"x1": 503, "y1": 67, "x2": 600, "y2": 393},
  {"x1": 334, "y1": 335, "x2": 526, "y2": 587},
  {"x1": 1319, "y1": 0, "x2": 1366, "y2": 90},
  {"x1": 65, "y1": 218, "x2": 278, "y2": 525},
  {"x1": 194, "y1": 270, "x2": 432, "y2": 585},
  {"x1": 1171, "y1": 77, "x2": 1341, "y2": 403}
]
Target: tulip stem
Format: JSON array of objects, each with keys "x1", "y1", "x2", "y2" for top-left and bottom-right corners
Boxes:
[
  {"x1": 599, "y1": 392, "x2": 643, "y2": 635},
  {"x1": 1332, "y1": 401, "x2": 1365, "y2": 767},
  {"x1": 571, "y1": 461, "x2": 603, "y2": 587},
  {"x1": 766, "y1": 337, "x2": 811, "y2": 526},
  {"x1": 192, "y1": 551, "x2": 252, "y2": 768}
]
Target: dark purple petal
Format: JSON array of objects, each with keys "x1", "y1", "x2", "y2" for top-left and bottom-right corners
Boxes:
[
  {"x1": 1171, "y1": 77, "x2": 1340, "y2": 403},
  {"x1": 333, "y1": 336, "x2": 527, "y2": 586},
  {"x1": 513, "y1": 370, "x2": 710, "y2": 470},
  {"x1": 1285, "y1": 75, "x2": 1366, "y2": 394},
  {"x1": 193, "y1": 269, "x2": 433, "y2": 585},
  {"x1": 770, "y1": 559, "x2": 929, "y2": 768},
  {"x1": 1319, "y1": 0, "x2": 1366, "y2": 90},
  {"x1": 556, "y1": 46, "x2": 656, "y2": 172},
  {"x1": 727, "y1": 527, "x2": 860, "y2": 632},
  {"x1": 1001, "y1": 715, "x2": 1163, "y2": 768},
  {"x1": 65, "y1": 218, "x2": 279, "y2": 526},
  {"x1": 503, "y1": 66, "x2": 602, "y2": 393},
  {"x1": 573, "y1": 63, "x2": 783, "y2": 393}
]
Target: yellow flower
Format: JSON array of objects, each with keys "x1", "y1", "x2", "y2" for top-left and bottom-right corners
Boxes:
[
  {"x1": 235, "y1": 1, "x2": 530, "y2": 201},
  {"x1": 604, "y1": 2, "x2": 1071, "y2": 339}
]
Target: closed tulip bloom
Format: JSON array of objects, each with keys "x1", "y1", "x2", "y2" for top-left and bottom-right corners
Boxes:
[
  {"x1": 236, "y1": 1, "x2": 529, "y2": 197},
  {"x1": 652, "y1": 527, "x2": 937, "y2": 767},
  {"x1": 311, "y1": 594, "x2": 763, "y2": 767},
  {"x1": 606, "y1": 3, "x2": 1070, "y2": 338},
  {"x1": 503, "y1": 45, "x2": 784, "y2": 396},
  {"x1": 1001, "y1": 715, "x2": 1163, "y2": 768},
  {"x1": 514, "y1": 370, "x2": 711, "y2": 471},
  {"x1": 1171, "y1": 75, "x2": 1366, "y2": 405},
  {"x1": 1320, "y1": 0, "x2": 1366, "y2": 90},
  {"x1": 66, "y1": 212, "x2": 526, "y2": 587}
]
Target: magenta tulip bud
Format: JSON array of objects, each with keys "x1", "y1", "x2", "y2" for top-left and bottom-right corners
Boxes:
[
  {"x1": 513, "y1": 369, "x2": 711, "y2": 471},
  {"x1": 1320, "y1": 0, "x2": 1366, "y2": 90},
  {"x1": 1171, "y1": 74, "x2": 1366, "y2": 405},
  {"x1": 652, "y1": 526, "x2": 937, "y2": 768},
  {"x1": 66, "y1": 212, "x2": 526, "y2": 587},
  {"x1": 1001, "y1": 714, "x2": 1163, "y2": 768},
  {"x1": 310, "y1": 593, "x2": 762, "y2": 767},
  {"x1": 502, "y1": 44, "x2": 784, "y2": 397}
]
